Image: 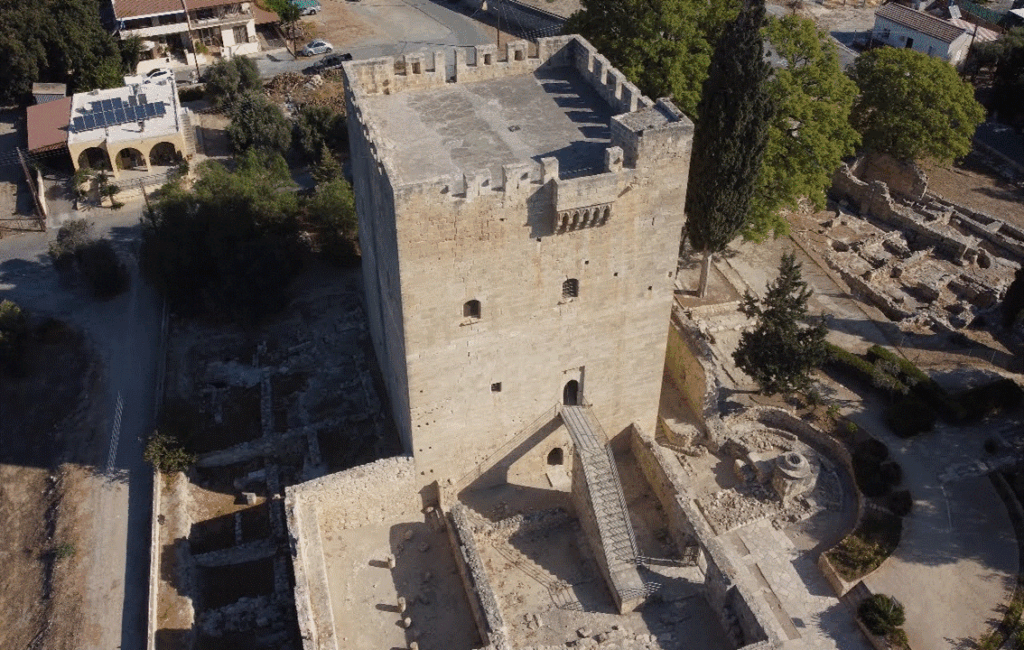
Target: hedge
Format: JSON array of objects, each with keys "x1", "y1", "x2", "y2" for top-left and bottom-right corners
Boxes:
[{"x1": 826, "y1": 343, "x2": 907, "y2": 395}]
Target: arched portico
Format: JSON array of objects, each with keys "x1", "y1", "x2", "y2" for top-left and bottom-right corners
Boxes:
[
  {"x1": 149, "y1": 141, "x2": 182, "y2": 167},
  {"x1": 77, "y1": 147, "x2": 112, "y2": 173},
  {"x1": 116, "y1": 147, "x2": 149, "y2": 173}
]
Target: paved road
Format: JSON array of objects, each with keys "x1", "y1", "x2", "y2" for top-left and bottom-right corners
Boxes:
[
  {"x1": 173, "y1": 0, "x2": 494, "y2": 82},
  {"x1": 0, "y1": 200, "x2": 162, "y2": 650}
]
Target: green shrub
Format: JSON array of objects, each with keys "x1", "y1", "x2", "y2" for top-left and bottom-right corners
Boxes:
[
  {"x1": 178, "y1": 84, "x2": 206, "y2": 102},
  {"x1": 49, "y1": 219, "x2": 95, "y2": 273},
  {"x1": 855, "y1": 438, "x2": 889, "y2": 463},
  {"x1": 76, "y1": 239, "x2": 130, "y2": 299},
  {"x1": 956, "y1": 379, "x2": 1024, "y2": 422},
  {"x1": 54, "y1": 542, "x2": 76, "y2": 560},
  {"x1": 885, "y1": 395, "x2": 937, "y2": 438},
  {"x1": 879, "y1": 461, "x2": 902, "y2": 487},
  {"x1": 0, "y1": 299, "x2": 28, "y2": 376},
  {"x1": 886, "y1": 627, "x2": 910, "y2": 650},
  {"x1": 828, "y1": 512, "x2": 902, "y2": 580},
  {"x1": 143, "y1": 431, "x2": 196, "y2": 473},
  {"x1": 826, "y1": 343, "x2": 907, "y2": 395},
  {"x1": 858, "y1": 594, "x2": 906, "y2": 636},
  {"x1": 888, "y1": 489, "x2": 913, "y2": 517}
]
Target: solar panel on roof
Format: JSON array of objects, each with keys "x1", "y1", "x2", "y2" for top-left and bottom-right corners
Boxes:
[
  {"x1": 112, "y1": 97, "x2": 123, "y2": 107},
  {"x1": 100, "y1": 99, "x2": 112, "y2": 111},
  {"x1": 155, "y1": 103, "x2": 166, "y2": 116},
  {"x1": 138, "y1": 94, "x2": 148, "y2": 105},
  {"x1": 83, "y1": 114, "x2": 96, "y2": 129},
  {"x1": 125, "y1": 106, "x2": 136, "y2": 121},
  {"x1": 115, "y1": 108, "x2": 126, "y2": 123},
  {"x1": 144, "y1": 103, "x2": 156, "y2": 117},
  {"x1": 103, "y1": 110, "x2": 115, "y2": 126},
  {"x1": 73, "y1": 117, "x2": 85, "y2": 131},
  {"x1": 128, "y1": 95, "x2": 136, "y2": 106}
]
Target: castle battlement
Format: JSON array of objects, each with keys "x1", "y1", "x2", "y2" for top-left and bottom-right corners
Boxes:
[{"x1": 343, "y1": 36, "x2": 692, "y2": 231}]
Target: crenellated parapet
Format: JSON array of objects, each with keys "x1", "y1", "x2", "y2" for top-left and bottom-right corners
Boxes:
[{"x1": 344, "y1": 34, "x2": 693, "y2": 237}]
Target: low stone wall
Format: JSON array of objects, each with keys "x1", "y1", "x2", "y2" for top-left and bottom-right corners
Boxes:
[
  {"x1": 285, "y1": 456, "x2": 420, "y2": 650},
  {"x1": 146, "y1": 469, "x2": 161, "y2": 650},
  {"x1": 818, "y1": 552, "x2": 859, "y2": 597},
  {"x1": 447, "y1": 504, "x2": 509, "y2": 649}
]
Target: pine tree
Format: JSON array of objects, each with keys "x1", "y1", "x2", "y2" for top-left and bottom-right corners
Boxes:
[
  {"x1": 733, "y1": 253, "x2": 827, "y2": 396},
  {"x1": 685, "y1": 0, "x2": 776, "y2": 297}
]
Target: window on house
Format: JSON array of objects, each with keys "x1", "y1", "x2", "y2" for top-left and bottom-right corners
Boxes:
[
  {"x1": 562, "y1": 279, "x2": 579, "y2": 299},
  {"x1": 491, "y1": 382, "x2": 502, "y2": 392},
  {"x1": 464, "y1": 300, "x2": 481, "y2": 319},
  {"x1": 547, "y1": 448, "x2": 564, "y2": 465},
  {"x1": 905, "y1": 37, "x2": 915, "y2": 48}
]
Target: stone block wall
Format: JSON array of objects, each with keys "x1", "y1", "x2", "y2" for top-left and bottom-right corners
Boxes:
[{"x1": 663, "y1": 309, "x2": 719, "y2": 436}]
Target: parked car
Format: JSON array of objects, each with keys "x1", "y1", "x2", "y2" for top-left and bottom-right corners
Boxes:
[
  {"x1": 143, "y1": 68, "x2": 174, "y2": 83},
  {"x1": 315, "y1": 52, "x2": 352, "y2": 72},
  {"x1": 290, "y1": 0, "x2": 321, "y2": 15},
  {"x1": 300, "y1": 39, "x2": 333, "y2": 56}
]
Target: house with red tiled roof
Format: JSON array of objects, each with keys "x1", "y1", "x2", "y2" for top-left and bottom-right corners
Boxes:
[
  {"x1": 112, "y1": 0, "x2": 267, "y2": 71},
  {"x1": 872, "y1": 4, "x2": 973, "y2": 67}
]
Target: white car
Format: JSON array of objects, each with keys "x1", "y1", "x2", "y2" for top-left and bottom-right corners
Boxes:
[
  {"x1": 300, "y1": 39, "x2": 333, "y2": 57},
  {"x1": 143, "y1": 67, "x2": 174, "y2": 84}
]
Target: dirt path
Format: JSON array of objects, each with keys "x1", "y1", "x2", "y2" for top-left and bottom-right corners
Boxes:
[{"x1": 0, "y1": 199, "x2": 163, "y2": 650}]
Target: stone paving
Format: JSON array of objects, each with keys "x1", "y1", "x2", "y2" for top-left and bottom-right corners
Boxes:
[{"x1": 729, "y1": 520, "x2": 871, "y2": 650}]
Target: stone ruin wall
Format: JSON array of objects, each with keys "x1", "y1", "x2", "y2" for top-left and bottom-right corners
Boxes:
[
  {"x1": 851, "y1": 152, "x2": 928, "y2": 203},
  {"x1": 285, "y1": 456, "x2": 420, "y2": 650},
  {"x1": 831, "y1": 164, "x2": 977, "y2": 260},
  {"x1": 447, "y1": 504, "x2": 510, "y2": 650}
]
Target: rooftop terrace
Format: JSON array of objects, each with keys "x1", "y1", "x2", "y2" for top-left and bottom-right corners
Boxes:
[{"x1": 359, "y1": 67, "x2": 614, "y2": 185}]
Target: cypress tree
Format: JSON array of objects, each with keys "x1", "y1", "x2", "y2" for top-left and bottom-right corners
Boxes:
[{"x1": 685, "y1": 0, "x2": 776, "y2": 297}]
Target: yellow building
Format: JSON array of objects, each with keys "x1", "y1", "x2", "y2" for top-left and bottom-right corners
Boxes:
[{"x1": 66, "y1": 75, "x2": 192, "y2": 180}]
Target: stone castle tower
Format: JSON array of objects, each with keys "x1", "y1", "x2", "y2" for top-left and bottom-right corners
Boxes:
[{"x1": 343, "y1": 35, "x2": 693, "y2": 486}]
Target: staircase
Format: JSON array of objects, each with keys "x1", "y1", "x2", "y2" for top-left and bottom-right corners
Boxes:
[
  {"x1": 561, "y1": 406, "x2": 657, "y2": 611},
  {"x1": 181, "y1": 110, "x2": 198, "y2": 156}
]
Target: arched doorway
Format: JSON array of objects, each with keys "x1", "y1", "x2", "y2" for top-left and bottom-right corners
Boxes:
[
  {"x1": 116, "y1": 147, "x2": 147, "y2": 172},
  {"x1": 77, "y1": 147, "x2": 112, "y2": 172},
  {"x1": 563, "y1": 380, "x2": 579, "y2": 406},
  {"x1": 149, "y1": 141, "x2": 181, "y2": 166},
  {"x1": 547, "y1": 448, "x2": 564, "y2": 465}
]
